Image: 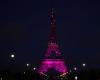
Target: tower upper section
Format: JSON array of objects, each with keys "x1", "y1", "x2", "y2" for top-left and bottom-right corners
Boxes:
[
  {"x1": 49, "y1": 8, "x2": 57, "y2": 43},
  {"x1": 45, "y1": 8, "x2": 61, "y2": 57}
]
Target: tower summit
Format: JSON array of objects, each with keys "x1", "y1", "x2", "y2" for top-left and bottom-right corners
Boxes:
[{"x1": 38, "y1": 8, "x2": 68, "y2": 77}]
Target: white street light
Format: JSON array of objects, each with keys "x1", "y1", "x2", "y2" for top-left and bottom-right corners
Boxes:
[
  {"x1": 82, "y1": 63, "x2": 86, "y2": 67},
  {"x1": 24, "y1": 72, "x2": 26, "y2": 74},
  {"x1": 74, "y1": 67, "x2": 77, "y2": 71},
  {"x1": 75, "y1": 76, "x2": 78, "y2": 80},
  {"x1": 0, "y1": 77, "x2": 2, "y2": 80},
  {"x1": 10, "y1": 54, "x2": 15, "y2": 58},
  {"x1": 26, "y1": 63, "x2": 30, "y2": 67},
  {"x1": 69, "y1": 69, "x2": 72, "y2": 73},
  {"x1": 33, "y1": 67, "x2": 36, "y2": 70}
]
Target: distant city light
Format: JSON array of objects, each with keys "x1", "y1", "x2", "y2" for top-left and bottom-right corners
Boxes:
[
  {"x1": 33, "y1": 67, "x2": 36, "y2": 70},
  {"x1": 26, "y1": 63, "x2": 30, "y2": 67},
  {"x1": 75, "y1": 76, "x2": 78, "y2": 80},
  {"x1": 10, "y1": 54, "x2": 15, "y2": 58},
  {"x1": 69, "y1": 69, "x2": 72, "y2": 73},
  {"x1": 24, "y1": 72, "x2": 25, "y2": 74},
  {"x1": 74, "y1": 67, "x2": 77, "y2": 71},
  {"x1": 82, "y1": 63, "x2": 86, "y2": 67},
  {"x1": 0, "y1": 77, "x2": 2, "y2": 80}
]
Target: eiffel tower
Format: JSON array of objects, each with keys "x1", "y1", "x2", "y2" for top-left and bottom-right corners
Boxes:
[{"x1": 38, "y1": 8, "x2": 68, "y2": 76}]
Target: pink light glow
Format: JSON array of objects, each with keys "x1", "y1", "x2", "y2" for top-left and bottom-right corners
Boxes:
[
  {"x1": 38, "y1": 59, "x2": 68, "y2": 74},
  {"x1": 38, "y1": 8, "x2": 68, "y2": 75},
  {"x1": 45, "y1": 43, "x2": 61, "y2": 57}
]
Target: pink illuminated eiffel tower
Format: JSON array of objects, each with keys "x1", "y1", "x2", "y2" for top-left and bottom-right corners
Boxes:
[{"x1": 38, "y1": 8, "x2": 68, "y2": 76}]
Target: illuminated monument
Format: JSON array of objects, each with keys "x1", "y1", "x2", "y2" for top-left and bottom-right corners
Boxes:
[{"x1": 38, "y1": 8, "x2": 68, "y2": 76}]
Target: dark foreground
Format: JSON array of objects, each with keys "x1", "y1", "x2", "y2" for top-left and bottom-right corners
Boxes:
[{"x1": 0, "y1": 69, "x2": 100, "y2": 80}]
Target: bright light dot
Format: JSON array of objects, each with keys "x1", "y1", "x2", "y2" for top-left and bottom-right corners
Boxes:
[
  {"x1": 11, "y1": 54, "x2": 15, "y2": 58},
  {"x1": 82, "y1": 63, "x2": 86, "y2": 67},
  {"x1": 33, "y1": 67, "x2": 36, "y2": 70},
  {"x1": 75, "y1": 76, "x2": 78, "y2": 80},
  {"x1": 0, "y1": 77, "x2": 2, "y2": 80},
  {"x1": 74, "y1": 67, "x2": 77, "y2": 71},
  {"x1": 24, "y1": 72, "x2": 25, "y2": 74},
  {"x1": 69, "y1": 69, "x2": 72, "y2": 73},
  {"x1": 26, "y1": 63, "x2": 29, "y2": 67}
]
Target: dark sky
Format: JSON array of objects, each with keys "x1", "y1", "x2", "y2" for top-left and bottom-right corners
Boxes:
[{"x1": 0, "y1": 0, "x2": 100, "y2": 71}]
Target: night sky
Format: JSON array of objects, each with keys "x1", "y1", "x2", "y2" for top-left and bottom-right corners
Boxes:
[{"x1": 0, "y1": 0, "x2": 100, "y2": 71}]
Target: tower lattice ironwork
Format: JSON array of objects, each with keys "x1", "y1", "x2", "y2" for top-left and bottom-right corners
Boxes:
[{"x1": 38, "y1": 8, "x2": 68, "y2": 76}]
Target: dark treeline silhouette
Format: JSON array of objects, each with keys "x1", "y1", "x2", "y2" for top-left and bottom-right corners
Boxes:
[{"x1": 0, "y1": 69, "x2": 100, "y2": 80}]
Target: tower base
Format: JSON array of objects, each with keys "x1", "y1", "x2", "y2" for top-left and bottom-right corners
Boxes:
[{"x1": 38, "y1": 59, "x2": 68, "y2": 75}]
